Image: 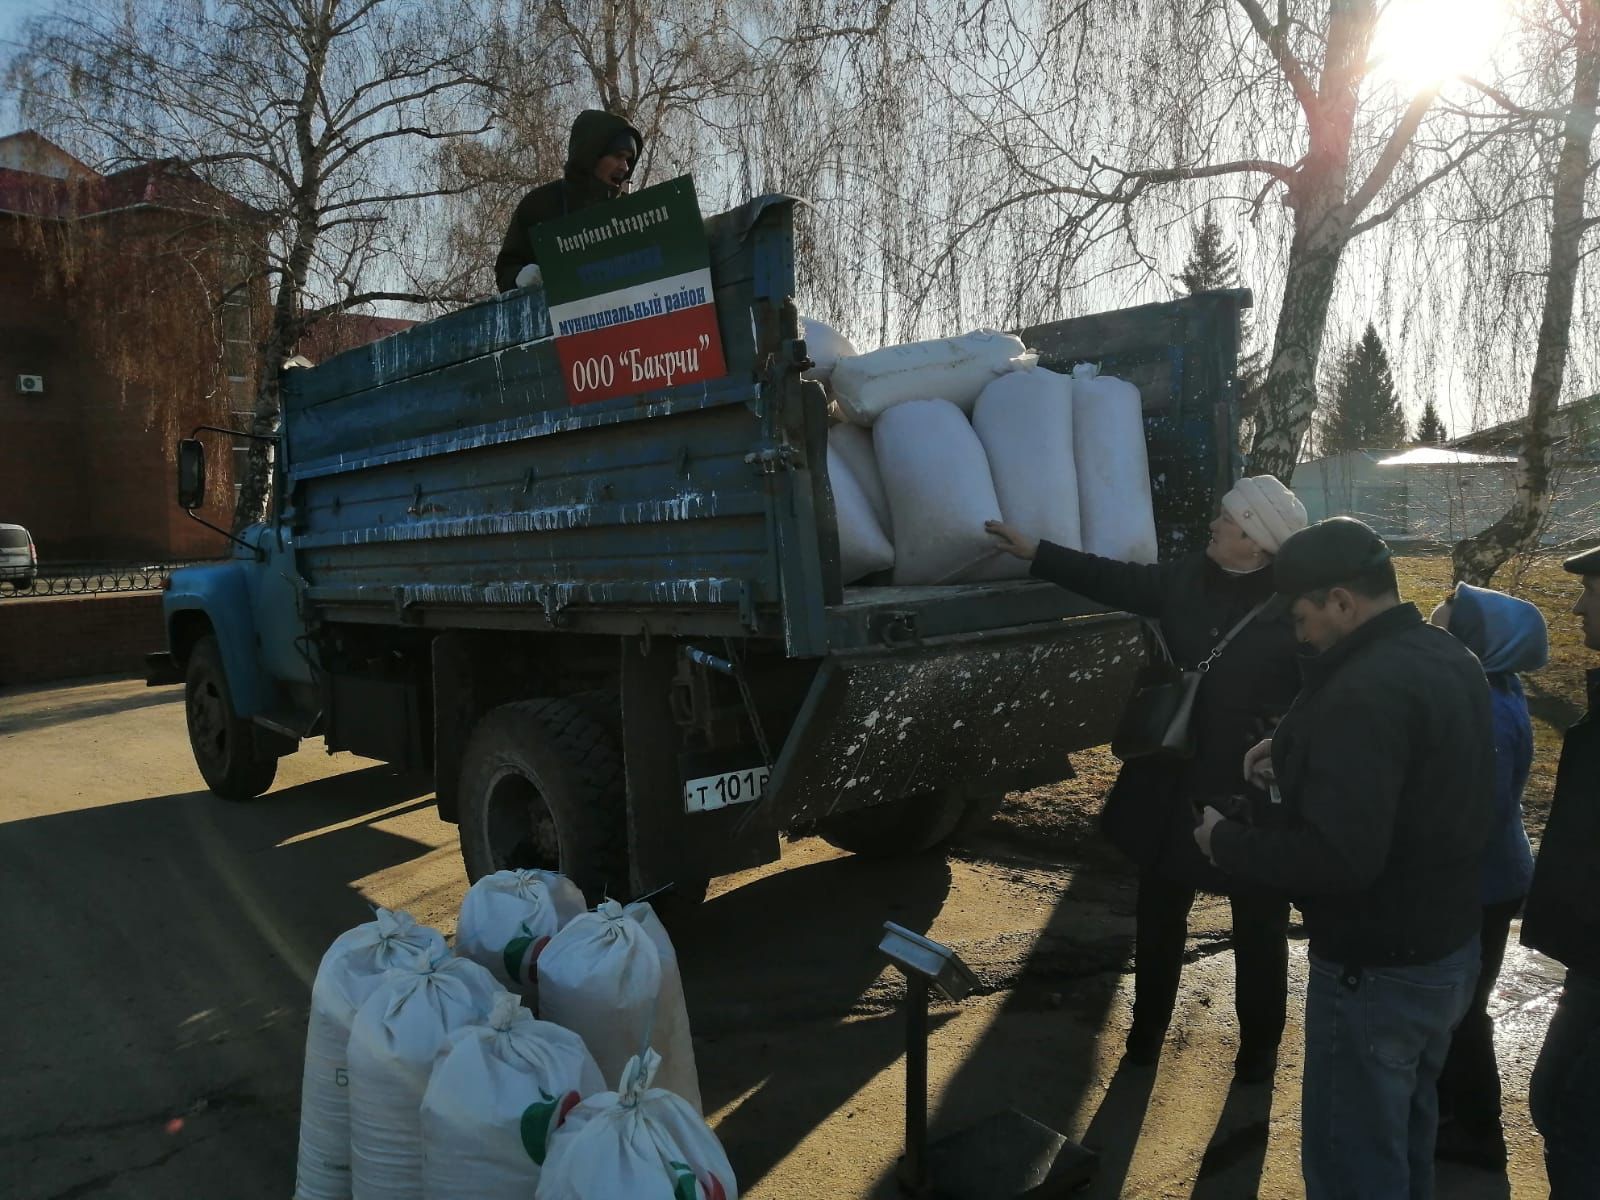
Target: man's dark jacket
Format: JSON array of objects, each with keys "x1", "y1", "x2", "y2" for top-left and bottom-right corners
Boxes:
[
  {"x1": 1031, "y1": 542, "x2": 1301, "y2": 887},
  {"x1": 1211, "y1": 604, "x2": 1494, "y2": 966},
  {"x1": 494, "y1": 110, "x2": 645, "y2": 293},
  {"x1": 1521, "y1": 668, "x2": 1600, "y2": 978}
]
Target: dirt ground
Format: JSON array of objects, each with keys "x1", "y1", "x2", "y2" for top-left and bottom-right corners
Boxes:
[{"x1": 0, "y1": 670, "x2": 1559, "y2": 1199}]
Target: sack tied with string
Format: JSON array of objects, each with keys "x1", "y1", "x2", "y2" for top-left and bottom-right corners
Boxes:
[{"x1": 295, "y1": 908, "x2": 447, "y2": 1200}]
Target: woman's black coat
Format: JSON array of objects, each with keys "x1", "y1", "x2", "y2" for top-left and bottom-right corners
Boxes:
[{"x1": 1031, "y1": 541, "x2": 1303, "y2": 888}]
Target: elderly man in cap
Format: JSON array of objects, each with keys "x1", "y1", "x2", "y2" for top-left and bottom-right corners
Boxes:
[
  {"x1": 1522, "y1": 545, "x2": 1600, "y2": 1196},
  {"x1": 1194, "y1": 516, "x2": 1493, "y2": 1199}
]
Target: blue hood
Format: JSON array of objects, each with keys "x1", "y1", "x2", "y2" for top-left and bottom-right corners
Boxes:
[{"x1": 1449, "y1": 583, "x2": 1549, "y2": 677}]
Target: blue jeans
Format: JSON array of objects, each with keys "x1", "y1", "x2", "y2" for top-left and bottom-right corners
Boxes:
[
  {"x1": 1301, "y1": 939, "x2": 1478, "y2": 1200},
  {"x1": 1529, "y1": 968, "x2": 1600, "y2": 1197}
]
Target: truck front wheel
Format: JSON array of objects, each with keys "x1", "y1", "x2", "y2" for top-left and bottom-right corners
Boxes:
[
  {"x1": 185, "y1": 635, "x2": 278, "y2": 800},
  {"x1": 457, "y1": 698, "x2": 628, "y2": 903},
  {"x1": 813, "y1": 787, "x2": 967, "y2": 858}
]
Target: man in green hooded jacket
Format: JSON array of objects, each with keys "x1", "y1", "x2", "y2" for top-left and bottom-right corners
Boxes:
[{"x1": 494, "y1": 109, "x2": 645, "y2": 293}]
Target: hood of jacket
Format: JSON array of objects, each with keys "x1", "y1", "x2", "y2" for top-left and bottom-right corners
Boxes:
[
  {"x1": 563, "y1": 109, "x2": 644, "y2": 192},
  {"x1": 1449, "y1": 582, "x2": 1549, "y2": 677}
]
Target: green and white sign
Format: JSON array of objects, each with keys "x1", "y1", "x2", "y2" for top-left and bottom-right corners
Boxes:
[{"x1": 530, "y1": 176, "x2": 726, "y2": 405}]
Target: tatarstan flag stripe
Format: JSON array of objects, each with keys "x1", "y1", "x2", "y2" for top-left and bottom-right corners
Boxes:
[
  {"x1": 547, "y1": 267, "x2": 714, "y2": 337},
  {"x1": 531, "y1": 177, "x2": 707, "y2": 300},
  {"x1": 558, "y1": 305, "x2": 725, "y2": 405}
]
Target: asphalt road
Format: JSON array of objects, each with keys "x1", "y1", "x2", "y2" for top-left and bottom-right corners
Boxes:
[{"x1": 0, "y1": 675, "x2": 1560, "y2": 1198}]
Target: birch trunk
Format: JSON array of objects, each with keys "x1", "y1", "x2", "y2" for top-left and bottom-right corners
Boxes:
[{"x1": 1450, "y1": 2, "x2": 1599, "y2": 585}]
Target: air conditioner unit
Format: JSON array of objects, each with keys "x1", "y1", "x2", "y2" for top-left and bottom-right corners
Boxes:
[{"x1": 16, "y1": 375, "x2": 44, "y2": 395}]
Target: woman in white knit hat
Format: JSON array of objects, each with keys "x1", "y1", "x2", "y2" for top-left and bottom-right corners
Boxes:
[{"x1": 987, "y1": 473, "x2": 1308, "y2": 1080}]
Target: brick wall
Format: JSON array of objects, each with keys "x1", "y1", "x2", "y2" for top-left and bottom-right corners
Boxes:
[
  {"x1": 0, "y1": 593, "x2": 166, "y2": 686},
  {"x1": 0, "y1": 208, "x2": 243, "y2": 564}
]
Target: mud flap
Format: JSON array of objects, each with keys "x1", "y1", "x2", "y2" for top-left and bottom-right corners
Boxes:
[{"x1": 749, "y1": 616, "x2": 1144, "y2": 831}]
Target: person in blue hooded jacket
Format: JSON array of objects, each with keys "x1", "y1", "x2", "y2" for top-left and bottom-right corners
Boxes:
[{"x1": 1429, "y1": 582, "x2": 1549, "y2": 1170}]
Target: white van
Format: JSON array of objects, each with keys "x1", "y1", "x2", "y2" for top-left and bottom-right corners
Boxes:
[{"x1": 0, "y1": 523, "x2": 38, "y2": 590}]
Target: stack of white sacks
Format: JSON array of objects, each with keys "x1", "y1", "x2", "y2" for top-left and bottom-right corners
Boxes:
[
  {"x1": 295, "y1": 876, "x2": 734, "y2": 1200},
  {"x1": 803, "y1": 317, "x2": 1160, "y2": 585}
]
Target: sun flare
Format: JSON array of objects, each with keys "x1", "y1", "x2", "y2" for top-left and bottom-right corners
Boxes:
[{"x1": 1370, "y1": 0, "x2": 1511, "y2": 93}]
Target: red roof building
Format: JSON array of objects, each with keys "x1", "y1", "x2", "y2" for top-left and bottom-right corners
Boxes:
[{"x1": 0, "y1": 132, "x2": 406, "y2": 565}]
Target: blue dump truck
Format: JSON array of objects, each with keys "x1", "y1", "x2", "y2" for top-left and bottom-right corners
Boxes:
[{"x1": 151, "y1": 194, "x2": 1250, "y2": 904}]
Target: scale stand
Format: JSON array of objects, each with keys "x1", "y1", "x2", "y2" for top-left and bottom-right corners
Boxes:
[{"x1": 880, "y1": 923, "x2": 1099, "y2": 1199}]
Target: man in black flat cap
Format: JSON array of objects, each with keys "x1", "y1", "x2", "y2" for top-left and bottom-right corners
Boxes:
[
  {"x1": 1193, "y1": 516, "x2": 1493, "y2": 1200},
  {"x1": 1521, "y1": 543, "x2": 1600, "y2": 1196},
  {"x1": 494, "y1": 109, "x2": 644, "y2": 294}
]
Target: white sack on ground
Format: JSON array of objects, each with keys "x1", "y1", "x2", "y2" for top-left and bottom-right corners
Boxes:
[
  {"x1": 827, "y1": 423, "x2": 892, "y2": 534},
  {"x1": 420, "y1": 992, "x2": 606, "y2": 1200},
  {"x1": 622, "y1": 901, "x2": 701, "y2": 1113},
  {"x1": 348, "y1": 948, "x2": 505, "y2": 1200},
  {"x1": 801, "y1": 317, "x2": 857, "y2": 383},
  {"x1": 874, "y1": 399, "x2": 1005, "y2": 584},
  {"x1": 457, "y1": 870, "x2": 583, "y2": 989},
  {"x1": 1071, "y1": 364, "x2": 1158, "y2": 563},
  {"x1": 827, "y1": 447, "x2": 895, "y2": 584},
  {"x1": 969, "y1": 367, "x2": 1082, "y2": 580},
  {"x1": 536, "y1": 899, "x2": 701, "y2": 1112},
  {"x1": 832, "y1": 330, "x2": 1037, "y2": 424},
  {"x1": 295, "y1": 909, "x2": 447, "y2": 1200},
  {"x1": 536, "y1": 1050, "x2": 737, "y2": 1200}
]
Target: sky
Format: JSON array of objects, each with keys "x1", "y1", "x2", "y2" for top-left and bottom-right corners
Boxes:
[{"x1": 0, "y1": 0, "x2": 50, "y2": 131}]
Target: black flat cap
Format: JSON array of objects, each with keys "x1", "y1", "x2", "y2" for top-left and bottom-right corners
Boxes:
[
  {"x1": 1273, "y1": 516, "x2": 1393, "y2": 598},
  {"x1": 1563, "y1": 544, "x2": 1600, "y2": 574}
]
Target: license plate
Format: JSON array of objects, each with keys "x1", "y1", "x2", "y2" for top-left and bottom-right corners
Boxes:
[{"x1": 683, "y1": 766, "x2": 770, "y2": 813}]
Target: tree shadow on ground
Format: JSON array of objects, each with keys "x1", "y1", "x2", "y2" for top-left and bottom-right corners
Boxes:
[
  {"x1": 0, "y1": 679, "x2": 182, "y2": 734},
  {"x1": 855, "y1": 829, "x2": 1144, "y2": 1199},
  {"x1": 674, "y1": 847, "x2": 954, "y2": 1191}
]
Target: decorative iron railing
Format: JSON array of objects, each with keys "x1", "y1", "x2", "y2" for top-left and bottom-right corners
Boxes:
[{"x1": 0, "y1": 560, "x2": 223, "y2": 599}]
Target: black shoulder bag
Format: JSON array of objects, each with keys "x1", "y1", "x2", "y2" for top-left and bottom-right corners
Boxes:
[{"x1": 1110, "y1": 599, "x2": 1272, "y2": 763}]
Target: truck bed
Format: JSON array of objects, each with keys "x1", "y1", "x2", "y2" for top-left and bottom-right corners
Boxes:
[{"x1": 282, "y1": 194, "x2": 1246, "y2": 660}]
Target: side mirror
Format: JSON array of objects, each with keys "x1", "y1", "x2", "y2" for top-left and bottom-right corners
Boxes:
[{"x1": 177, "y1": 438, "x2": 207, "y2": 510}]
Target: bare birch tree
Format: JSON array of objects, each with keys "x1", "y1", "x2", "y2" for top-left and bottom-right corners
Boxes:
[
  {"x1": 1450, "y1": 0, "x2": 1600, "y2": 583},
  {"x1": 427, "y1": 0, "x2": 765, "y2": 302},
  {"x1": 907, "y1": 1, "x2": 1532, "y2": 480},
  {"x1": 7, "y1": 0, "x2": 495, "y2": 527}
]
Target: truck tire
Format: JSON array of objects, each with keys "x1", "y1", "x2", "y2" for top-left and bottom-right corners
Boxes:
[
  {"x1": 458, "y1": 698, "x2": 628, "y2": 903},
  {"x1": 184, "y1": 635, "x2": 277, "y2": 800},
  {"x1": 814, "y1": 787, "x2": 968, "y2": 858}
]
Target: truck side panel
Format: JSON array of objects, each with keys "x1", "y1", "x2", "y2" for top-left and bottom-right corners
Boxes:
[{"x1": 282, "y1": 198, "x2": 824, "y2": 651}]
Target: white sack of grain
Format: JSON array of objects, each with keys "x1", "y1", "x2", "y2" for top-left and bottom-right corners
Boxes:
[
  {"x1": 828, "y1": 447, "x2": 894, "y2": 584},
  {"x1": 535, "y1": 899, "x2": 700, "y2": 1113},
  {"x1": 347, "y1": 948, "x2": 505, "y2": 1200},
  {"x1": 419, "y1": 992, "x2": 606, "y2": 1199},
  {"x1": 827, "y1": 423, "x2": 892, "y2": 535},
  {"x1": 874, "y1": 398, "x2": 1005, "y2": 584},
  {"x1": 968, "y1": 366, "x2": 1082, "y2": 580},
  {"x1": 1071, "y1": 363, "x2": 1158, "y2": 563},
  {"x1": 832, "y1": 330, "x2": 1037, "y2": 425},
  {"x1": 801, "y1": 317, "x2": 858, "y2": 383},
  {"x1": 456, "y1": 870, "x2": 585, "y2": 990},
  {"x1": 295, "y1": 909, "x2": 447, "y2": 1200},
  {"x1": 536, "y1": 1050, "x2": 737, "y2": 1200}
]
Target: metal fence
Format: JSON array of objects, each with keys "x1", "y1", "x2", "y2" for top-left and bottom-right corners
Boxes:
[{"x1": 0, "y1": 560, "x2": 222, "y2": 599}]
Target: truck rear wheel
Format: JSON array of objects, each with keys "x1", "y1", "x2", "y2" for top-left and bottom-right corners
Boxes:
[
  {"x1": 185, "y1": 635, "x2": 278, "y2": 800},
  {"x1": 813, "y1": 787, "x2": 967, "y2": 858},
  {"x1": 457, "y1": 698, "x2": 628, "y2": 903}
]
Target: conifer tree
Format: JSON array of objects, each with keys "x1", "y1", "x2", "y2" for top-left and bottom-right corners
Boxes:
[
  {"x1": 1415, "y1": 398, "x2": 1448, "y2": 445},
  {"x1": 1316, "y1": 323, "x2": 1408, "y2": 453},
  {"x1": 1177, "y1": 209, "x2": 1264, "y2": 430}
]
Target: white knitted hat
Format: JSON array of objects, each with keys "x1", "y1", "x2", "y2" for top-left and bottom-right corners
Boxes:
[{"x1": 1220, "y1": 474, "x2": 1307, "y2": 554}]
